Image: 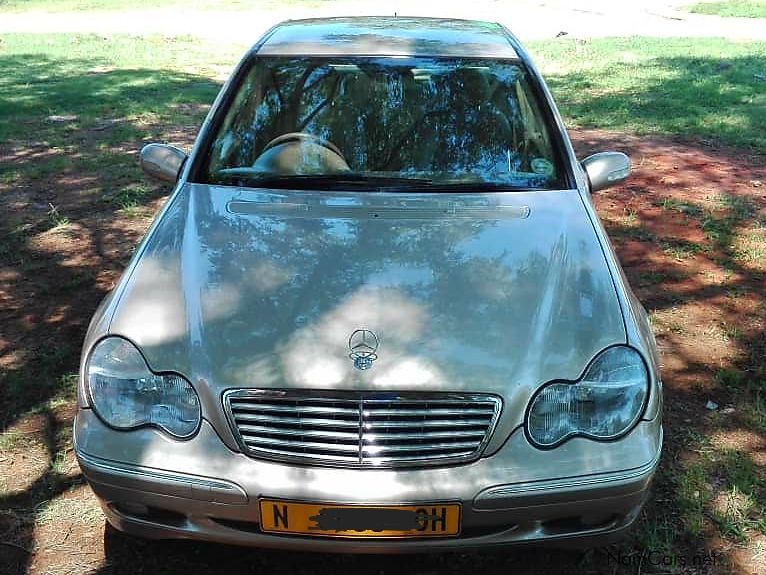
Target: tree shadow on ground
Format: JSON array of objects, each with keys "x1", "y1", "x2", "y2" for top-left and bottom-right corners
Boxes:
[
  {"x1": 0, "y1": 52, "x2": 221, "y2": 575},
  {"x1": 0, "y1": 52, "x2": 222, "y2": 429},
  {"x1": 575, "y1": 129, "x2": 766, "y2": 575},
  {"x1": 544, "y1": 52, "x2": 766, "y2": 154},
  {"x1": 2, "y1": 49, "x2": 766, "y2": 575},
  {"x1": 85, "y1": 129, "x2": 766, "y2": 575}
]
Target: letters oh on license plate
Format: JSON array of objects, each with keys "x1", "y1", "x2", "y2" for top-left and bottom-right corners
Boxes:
[{"x1": 259, "y1": 499, "x2": 461, "y2": 538}]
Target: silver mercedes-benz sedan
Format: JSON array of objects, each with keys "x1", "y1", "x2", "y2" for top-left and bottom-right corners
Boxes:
[{"x1": 74, "y1": 16, "x2": 662, "y2": 551}]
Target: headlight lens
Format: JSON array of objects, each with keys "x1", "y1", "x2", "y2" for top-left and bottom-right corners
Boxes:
[
  {"x1": 86, "y1": 337, "x2": 200, "y2": 438},
  {"x1": 526, "y1": 346, "x2": 649, "y2": 448}
]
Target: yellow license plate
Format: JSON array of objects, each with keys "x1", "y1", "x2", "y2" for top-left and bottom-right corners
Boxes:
[{"x1": 259, "y1": 499, "x2": 461, "y2": 538}]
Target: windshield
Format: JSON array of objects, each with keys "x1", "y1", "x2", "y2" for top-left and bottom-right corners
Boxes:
[{"x1": 199, "y1": 56, "x2": 567, "y2": 190}]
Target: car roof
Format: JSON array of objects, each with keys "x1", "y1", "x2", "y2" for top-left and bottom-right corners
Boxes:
[{"x1": 255, "y1": 16, "x2": 520, "y2": 59}]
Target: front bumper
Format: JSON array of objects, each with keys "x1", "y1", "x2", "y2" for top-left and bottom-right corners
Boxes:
[{"x1": 75, "y1": 409, "x2": 662, "y2": 552}]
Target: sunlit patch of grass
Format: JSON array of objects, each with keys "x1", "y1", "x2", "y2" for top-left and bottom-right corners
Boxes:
[
  {"x1": 120, "y1": 205, "x2": 155, "y2": 218},
  {"x1": 660, "y1": 238, "x2": 705, "y2": 261},
  {"x1": 653, "y1": 194, "x2": 762, "y2": 265},
  {"x1": 110, "y1": 182, "x2": 151, "y2": 210},
  {"x1": 712, "y1": 486, "x2": 760, "y2": 540},
  {"x1": 735, "y1": 231, "x2": 766, "y2": 265},
  {"x1": 46, "y1": 203, "x2": 70, "y2": 230},
  {"x1": 702, "y1": 195, "x2": 757, "y2": 245},
  {"x1": 657, "y1": 197, "x2": 704, "y2": 218},
  {"x1": 35, "y1": 489, "x2": 103, "y2": 526},
  {"x1": 102, "y1": 181, "x2": 164, "y2": 218},
  {"x1": 47, "y1": 373, "x2": 78, "y2": 410},
  {"x1": 618, "y1": 205, "x2": 640, "y2": 226},
  {"x1": 0, "y1": 429, "x2": 25, "y2": 452},
  {"x1": 670, "y1": 440, "x2": 766, "y2": 542},
  {"x1": 688, "y1": 1, "x2": 766, "y2": 18},
  {"x1": 710, "y1": 452, "x2": 766, "y2": 539},
  {"x1": 0, "y1": 0, "x2": 321, "y2": 13},
  {"x1": 602, "y1": 216, "x2": 657, "y2": 243},
  {"x1": 649, "y1": 192, "x2": 764, "y2": 269},
  {"x1": 720, "y1": 320, "x2": 742, "y2": 342},
  {"x1": 674, "y1": 458, "x2": 710, "y2": 536}
]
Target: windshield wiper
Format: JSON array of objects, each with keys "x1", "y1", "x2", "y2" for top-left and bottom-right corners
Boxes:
[
  {"x1": 215, "y1": 170, "x2": 433, "y2": 190},
  {"x1": 214, "y1": 169, "x2": 549, "y2": 192},
  {"x1": 429, "y1": 181, "x2": 543, "y2": 192}
]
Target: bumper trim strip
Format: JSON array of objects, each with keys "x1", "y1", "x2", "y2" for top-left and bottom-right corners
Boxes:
[
  {"x1": 474, "y1": 431, "x2": 662, "y2": 508},
  {"x1": 76, "y1": 450, "x2": 248, "y2": 504}
]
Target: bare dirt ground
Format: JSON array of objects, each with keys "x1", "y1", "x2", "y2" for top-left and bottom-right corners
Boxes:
[{"x1": 1, "y1": 125, "x2": 765, "y2": 574}]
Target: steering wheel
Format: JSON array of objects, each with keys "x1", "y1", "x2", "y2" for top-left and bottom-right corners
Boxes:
[{"x1": 262, "y1": 132, "x2": 347, "y2": 164}]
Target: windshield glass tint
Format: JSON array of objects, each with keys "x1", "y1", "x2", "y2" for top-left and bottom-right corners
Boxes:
[{"x1": 201, "y1": 56, "x2": 565, "y2": 189}]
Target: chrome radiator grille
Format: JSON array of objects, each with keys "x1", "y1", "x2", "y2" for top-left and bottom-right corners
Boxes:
[{"x1": 224, "y1": 390, "x2": 502, "y2": 467}]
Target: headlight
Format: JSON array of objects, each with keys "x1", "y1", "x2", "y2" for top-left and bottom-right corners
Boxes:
[
  {"x1": 86, "y1": 337, "x2": 201, "y2": 438},
  {"x1": 526, "y1": 346, "x2": 649, "y2": 448}
]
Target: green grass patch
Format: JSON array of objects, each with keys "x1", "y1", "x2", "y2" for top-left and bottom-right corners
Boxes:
[
  {"x1": 652, "y1": 193, "x2": 764, "y2": 266},
  {"x1": 702, "y1": 195, "x2": 758, "y2": 249},
  {"x1": 637, "y1": 269, "x2": 690, "y2": 286},
  {"x1": 0, "y1": 0, "x2": 321, "y2": 12},
  {"x1": 0, "y1": 0, "x2": 176, "y2": 10},
  {"x1": 688, "y1": 1, "x2": 766, "y2": 18},
  {"x1": 0, "y1": 33, "x2": 242, "y2": 216},
  {"x1": 709, "y1": 451, "x2": 766, "y2": 539},
  {"x1": 3, "y1": 34, "x2": 765, "y2": 155},
  {"x1": 0, "y1": 34, "x2": 241, "y2": 144},
  {"x1": 634, "y1": 515, "x2": 677, "y2": 560},
  {"x1": 661, "y1": 238, "x2": 706, "y2": 260},
  {"x1": 656, "y1": 197, "x2": 704, "y2": 218},
  {"x1": 529, "y1": 37, "x2": 766, "y2": 152},
  {"x1": 667, "y1": 429, "x2": 766, "y2": 541},
  {"x1": 715, "y1": 367, "x2": 746, "y2": 388},
  {"x1": 675, "y1": 457, "x2": 710, "y2": 535}
]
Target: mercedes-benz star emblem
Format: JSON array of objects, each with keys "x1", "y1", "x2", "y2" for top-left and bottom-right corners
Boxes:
[{"x1": 348, "y1": 329, "x2": 379, "y2": 371}]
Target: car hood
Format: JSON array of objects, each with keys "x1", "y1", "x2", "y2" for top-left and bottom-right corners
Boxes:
[{"x1": 110, "y1": 183, "x2": 625, "y2": 416}]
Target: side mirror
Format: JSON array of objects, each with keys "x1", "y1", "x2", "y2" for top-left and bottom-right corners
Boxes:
[
  {"x1": 581, "y1": 152, "x2": 631, "y2": 192},
  {"x1": 140, "y1": 143, "x2": 188, "y2": 182}
]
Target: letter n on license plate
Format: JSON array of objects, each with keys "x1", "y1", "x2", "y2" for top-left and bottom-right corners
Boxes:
[{"x1": 259, "y1": 499, "x2": 461, "y2": 538}]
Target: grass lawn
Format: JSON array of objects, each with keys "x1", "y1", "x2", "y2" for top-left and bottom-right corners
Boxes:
[
  {"x1": 0, "y1": 33, "x2": 245, "y2": 142},
  {"x1": 529, "y1": 36, "x2": 766, "y2": 152},
  {"x1": 0, "y1": 0, "x2": 321, "y2": 11},
  {"x1": 687, "y1": 0, "x2": 766, "y2": 18},
  {"x1": 1, "y1": 32, "x2": 765, "y2": 575}
]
